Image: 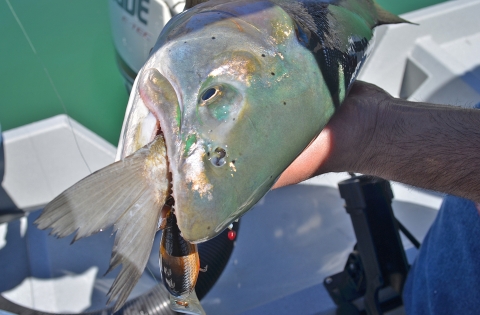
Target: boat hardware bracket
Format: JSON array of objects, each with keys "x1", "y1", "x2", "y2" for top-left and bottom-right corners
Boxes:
[{"x1": 324, "y1": 175, "x2": 413, "y2": 315}]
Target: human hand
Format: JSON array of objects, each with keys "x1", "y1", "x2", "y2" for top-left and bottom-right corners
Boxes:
[
  {"x1": 273, "y1": 81, "x2": 392, "y2": 188},
  {"x1": 274, "y1": 81, "x2": 480, "y2": 204}
]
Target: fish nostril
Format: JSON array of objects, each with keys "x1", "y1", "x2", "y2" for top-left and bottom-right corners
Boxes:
[{"x1": 210, "y1": 147, "x2": 227, "y2": 167}]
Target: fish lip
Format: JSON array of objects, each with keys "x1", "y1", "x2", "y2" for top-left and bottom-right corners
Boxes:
[
  {"x1": 117, "y1": 68, "x2": 179, "y2": 231},
  {"x1": 190, "y1": 237, "x2": 210, "y2": 244},
  {"x1": 116, "y1": 105, "x2": 158, "y2": 161},
  {"x1": 133, "y1": 69, "x2": 211, "y2": 243},
  {"x1": 137, "y1": 85, "x2": 176, "y2": 210},
  {"x1": 132, "y1": 68, "x2": 214, "y2": 243}
]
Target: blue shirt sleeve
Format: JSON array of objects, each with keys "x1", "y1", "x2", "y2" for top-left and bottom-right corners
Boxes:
[{"x1": 403, "y1": 196, "x2": 480, "y2": 315}]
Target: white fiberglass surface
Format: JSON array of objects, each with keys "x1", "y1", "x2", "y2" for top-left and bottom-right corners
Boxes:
[{"x1": 0, "y1": 115, "x2": 438, "y2": 314}]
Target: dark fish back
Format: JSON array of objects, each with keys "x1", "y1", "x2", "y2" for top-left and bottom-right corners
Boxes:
[{"x1": 274, "y1": 0, "x2": 385, "y2": 107}]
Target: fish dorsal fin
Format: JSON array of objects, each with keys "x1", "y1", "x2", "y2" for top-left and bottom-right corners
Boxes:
[
  {"x1": 374, "y1": 2, "x2": 413, "y2": 26},
  {"x1": 276, "y1": 0, "x2": 375, "y2": 107},
  {"x1": 276, "y1": 0, "x2": 412, "y2": 108}
]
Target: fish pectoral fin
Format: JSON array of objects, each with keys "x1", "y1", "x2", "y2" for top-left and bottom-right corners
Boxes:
[
  {"x1": 35, "y1": 146, "x2": 154, "y2": 240},
  {"x1": 106, "y1": 188, "x2": 162, "y2": 312},
  {"x1": 35, "y1": 143, "x2": 168, "y2": 311}
]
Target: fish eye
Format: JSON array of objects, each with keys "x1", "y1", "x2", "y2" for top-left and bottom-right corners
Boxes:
[
  {"x1": 201, "y1": 86, "x2": 221, "y2": 103},
  {"x1": 197, "y1": 83, "x2": 243, "y2": 123}
]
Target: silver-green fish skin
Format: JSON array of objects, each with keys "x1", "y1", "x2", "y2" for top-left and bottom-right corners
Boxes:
[{"x1": 119, "y1": 0, "x2": 405, "y2": 242}]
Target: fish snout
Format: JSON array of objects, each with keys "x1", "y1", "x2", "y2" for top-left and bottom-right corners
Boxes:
[{"x1": 172, "y1": 141, "x2": 238, "y2": 243}]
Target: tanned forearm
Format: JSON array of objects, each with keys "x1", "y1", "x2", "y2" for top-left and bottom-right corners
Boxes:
[
  {"x1": 275, "y1": 81, "x2": 480, "y2": 204},
  {"x1": 355, "y1": 99, "x2": 480, "y2": 203}
]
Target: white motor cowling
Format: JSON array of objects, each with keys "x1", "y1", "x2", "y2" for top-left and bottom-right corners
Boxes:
[{"x1": 109, "y1": 0, "x2": 185, "y2": 91}]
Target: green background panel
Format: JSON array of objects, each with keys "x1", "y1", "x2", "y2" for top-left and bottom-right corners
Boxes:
[
  {"x1": 0, "y1": 0, "x2": 127, "y2": 145},
  {"x1": 0, "y1": 0, "x2": 448, "y2": 145},
  {"x1": 377, "y1": 0, "x2": 449, "y2": 15}
]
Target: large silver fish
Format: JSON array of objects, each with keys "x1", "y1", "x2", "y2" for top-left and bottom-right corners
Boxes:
[{"x1": 36, "y1": 0, "x2": 406, "y2": 311}]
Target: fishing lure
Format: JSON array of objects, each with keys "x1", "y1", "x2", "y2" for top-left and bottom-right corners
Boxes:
[
  {"x1": 160, "y1": 208, "x2": 205, "y2": 314},
  {"x1": 161, "y1": 209, "x2": 199, "y2": 297}
]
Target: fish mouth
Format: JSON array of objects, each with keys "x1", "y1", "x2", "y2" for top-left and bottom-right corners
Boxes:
[
  {"x1": 127, "y1": 68, "x2": 242, "y2": 244},
  {"x1": 136, "y1": 68, "x2": 177, "y2": 220},
  {"x1": 118, "y1": 67, "x2": 212, "y2": 242}
]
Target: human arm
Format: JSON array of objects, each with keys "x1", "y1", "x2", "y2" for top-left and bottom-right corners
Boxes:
[{"x1": 273, "y1": 81, "x2": 480, "y2": 204}]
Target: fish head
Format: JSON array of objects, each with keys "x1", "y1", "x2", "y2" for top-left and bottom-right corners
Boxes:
[{"x1": 117, "y1": 0, "x2": 335, "y2": 243}]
